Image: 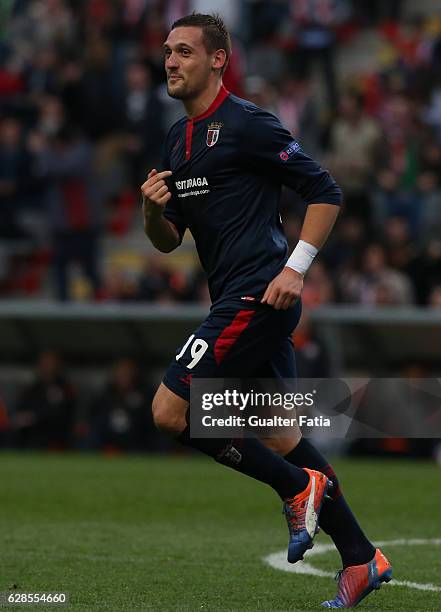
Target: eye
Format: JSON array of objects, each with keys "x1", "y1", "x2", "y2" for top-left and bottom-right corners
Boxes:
[{"x1": 181, "y1": 49, "x2": 191, "y2": 57}]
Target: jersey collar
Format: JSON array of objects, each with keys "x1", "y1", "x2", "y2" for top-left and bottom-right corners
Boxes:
[{"x1": 190, "y1": 84, "x2": 230, "y2": 123}]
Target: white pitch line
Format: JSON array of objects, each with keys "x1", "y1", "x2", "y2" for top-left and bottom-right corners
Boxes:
[
  {"x1": 263, "y1": 539, "x2": 441, "y2": 592},
  {"x1": 391, "y1": 580, "x2": 441, "y2": 592}
]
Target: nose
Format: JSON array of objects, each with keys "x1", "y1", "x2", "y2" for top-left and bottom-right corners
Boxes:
[{"x1": 165, "y1": 52, "x2": 179, "y2": 70}]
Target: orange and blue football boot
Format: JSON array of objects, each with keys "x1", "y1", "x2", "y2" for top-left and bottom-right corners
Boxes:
[
  {"x1": 283, "y1": 468, "x2": 333, "y2": 563},
  {"x1": 321, "y1": 548, "x2": 392, "y2": 608}
]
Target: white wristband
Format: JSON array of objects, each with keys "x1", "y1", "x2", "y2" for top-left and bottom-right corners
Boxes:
[{"x1": 285, "y1": 240, "x2": 318, "y2": 276}]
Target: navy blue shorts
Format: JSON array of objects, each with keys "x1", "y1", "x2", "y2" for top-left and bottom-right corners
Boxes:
[{"x1": 163, "y1": 299, "x2": 302, "y2": 401}]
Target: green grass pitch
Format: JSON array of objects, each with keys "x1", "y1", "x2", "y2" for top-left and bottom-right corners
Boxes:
[{"x1": 1, "y1": 453, "x2": 440, "y2": 611}]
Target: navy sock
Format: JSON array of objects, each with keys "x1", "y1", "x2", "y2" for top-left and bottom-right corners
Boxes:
[
  {"x1": 284, "y1": 438, "x2": 375, "y2": 568},
  {"x1": 177, "y1": 426, "x2": 308, "y2": 499}
]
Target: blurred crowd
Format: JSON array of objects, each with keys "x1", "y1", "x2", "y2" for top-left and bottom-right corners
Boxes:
[
  {"x1": 1, "y1": 0, "x2": 441, "y2": 307},
  {"x1": 0, "y1": 349, "x2": 171, "y2": 451}
]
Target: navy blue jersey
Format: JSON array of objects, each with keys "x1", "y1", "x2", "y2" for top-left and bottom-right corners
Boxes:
[{"x1": 162, "y1": 85, "x2": 342, "y2": 307}]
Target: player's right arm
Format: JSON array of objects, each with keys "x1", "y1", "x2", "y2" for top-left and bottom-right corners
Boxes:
[{"x1": 141, "y1": 169, "x2": 181, "y2": 253}]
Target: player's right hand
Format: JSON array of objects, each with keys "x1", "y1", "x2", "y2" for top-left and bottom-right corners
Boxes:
[{"x1": 141, "y1": 169, "x2": 173, "y2": 210}]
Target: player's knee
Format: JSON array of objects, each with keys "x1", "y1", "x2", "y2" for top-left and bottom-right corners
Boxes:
[
  {"x1": 152, "y1": 394, "x2": 186, "y2": 434},
  {"x1": 261, "y1": 433, "x2": 302, "y2": 456}
]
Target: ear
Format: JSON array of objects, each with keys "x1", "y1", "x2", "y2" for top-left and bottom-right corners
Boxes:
[{"x1": 212, "y1": 49, "x2": 227, "y2": 72}]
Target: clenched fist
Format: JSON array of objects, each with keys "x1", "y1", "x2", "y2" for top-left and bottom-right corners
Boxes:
[
  {"x1": 141, "y1": 168, "x2": 180, "y2": 252},
  {"x1": 141, "y1": 168, "x2": 173, "y2": 210}
]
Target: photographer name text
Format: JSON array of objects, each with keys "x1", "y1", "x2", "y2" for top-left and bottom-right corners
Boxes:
[{"x1": 201, "y1": 415, "x2": 330, "y2": 428}]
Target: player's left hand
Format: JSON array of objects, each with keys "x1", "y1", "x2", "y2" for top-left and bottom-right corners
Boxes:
[{"x1": 261, "y1": 267, "x2": 303, "y2": 310}]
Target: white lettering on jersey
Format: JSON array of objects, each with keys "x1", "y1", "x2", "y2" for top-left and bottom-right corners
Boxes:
[
  {"x1": 175, "y1": 177, "x2": 208, "y2": 190},
  {"x1": 175, "y1": 176, "x2": 210, "y2": 198}
]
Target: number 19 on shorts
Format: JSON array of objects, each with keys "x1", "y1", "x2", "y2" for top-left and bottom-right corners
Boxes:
[{"x1": 176, "y1": 334, "x2": 209, "y2": 369}]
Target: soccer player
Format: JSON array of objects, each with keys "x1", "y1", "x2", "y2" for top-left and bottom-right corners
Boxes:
[{"x1": 141, "y1": 13, "x2": 392, "y2": 608}]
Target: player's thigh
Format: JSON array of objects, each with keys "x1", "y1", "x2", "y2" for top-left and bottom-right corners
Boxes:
[
  {"x1": 152, "y1": 382, "x2": 189, "y2": 434},
  {"x1": 162, "y1": 309, "x2": 231, "y2": 402},
  {"x1": 162, "y1": 303, "x2": 301, "y2": 402},
  {"x1": 253, "y1": 335, "x2": 297, "y2": 379},
  {"x1": 218, "y1": 300, "x2": 302, "y2": 377},
  {"x1": 254, "y1": 336, "x2": 301, "y2": 454}
]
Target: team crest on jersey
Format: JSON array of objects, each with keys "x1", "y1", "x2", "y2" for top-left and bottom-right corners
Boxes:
[{"x1": 207, "y1": 121, "x2": 223, "y2": 147}]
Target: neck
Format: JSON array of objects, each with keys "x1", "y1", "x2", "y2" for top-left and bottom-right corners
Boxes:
[{"x1": 184, "y1": 79, "x2": 223, "y2": 119}]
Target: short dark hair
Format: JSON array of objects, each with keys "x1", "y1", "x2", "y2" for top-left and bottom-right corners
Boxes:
[{"x1": 171, "y1": 13, "x2": 232, "y2": 75}]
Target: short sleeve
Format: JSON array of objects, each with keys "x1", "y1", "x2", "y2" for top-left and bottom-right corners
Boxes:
[
  {"x1": 240, "y1": 108, "x2": 342, "y2": 206},
  {"x1": 161, "y1": 141, "x2": 187, "y2": 243}
]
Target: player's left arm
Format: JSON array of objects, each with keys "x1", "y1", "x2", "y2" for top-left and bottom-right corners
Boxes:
[
  {"x1": 240, "y1": 108, "x2": 342, "y2": 310},
  {"x1": 261, "y1": 202, "x2": 339, "y2": 310}
]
